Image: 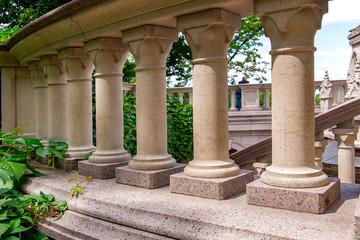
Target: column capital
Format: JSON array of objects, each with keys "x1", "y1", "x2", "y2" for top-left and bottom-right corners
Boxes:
[
  {"x1": 178, "y1": 9, "x2": 241, "y2": 59},
  {"x1": 123, "y1": 25, "x2": 177, "y2": 67},
  {"x1": 40, "y1": 55, "x2": 66, "y2": 84},
  {"x1": 255, "y1": 0, "x2": 328, "y2": 51},
  {"x1": 84, "y1": 38, "x2": 129, "y2": 73},
  {"x1": 58, "y1": 47, "x2": 94, "y2": 80},
  {"x1": 28, "y1": 61, "x2": 47, "y2": 87}
]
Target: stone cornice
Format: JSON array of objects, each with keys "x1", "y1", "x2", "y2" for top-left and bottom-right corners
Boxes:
[{"x1": 5, "y1": 0, "x2": 253, "y2": 65}]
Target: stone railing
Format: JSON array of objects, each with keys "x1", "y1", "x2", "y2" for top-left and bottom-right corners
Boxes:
[
  {"x1": 0, "y1": 0, "x2": 347, "y2": 227},
  {"x1": 230, "y1": 96, "x2": 360, "y2": 184}
]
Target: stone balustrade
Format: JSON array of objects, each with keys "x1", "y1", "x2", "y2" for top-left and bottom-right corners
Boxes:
[{"x1": 1, "y1": 0, "x2": 346, "y2": 224}]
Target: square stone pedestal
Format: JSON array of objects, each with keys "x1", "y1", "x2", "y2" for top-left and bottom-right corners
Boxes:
[
  {"x1": 116, "y1": 164, "x2": 186, "y2": 189},
  {"x1": 54, "y1": 158, "x2": 79, "y2": 171},
  {"x1": 78, "y1": 160, "x2": 129, "y2": 179},
  {"x1": 246, "y1": 178, "x2": 340, "y2": 214},
  {"x1": 170, "y1": 170, "x2": 254, "y2": 200}
]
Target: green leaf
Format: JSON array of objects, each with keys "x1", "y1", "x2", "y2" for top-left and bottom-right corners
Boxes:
[
  {"x1": 0, "y1": 223, "x2": 10, "y2": 237},
  {"x1": 0, "y1": 179, "x2": 14, "y2": 190},
  {"x1": 0, "y1": 169, "x2": 10, "y2": 184},
  {"x1": 7, "y1": 225, "x2": 29, "y2": 234},
  {"x1": 0, "y1": 211, "x2": 8, "y2": 221},
  {"x1": 14, "y1": 138, "x2": 26, "y2": 145},
  {"x1": 21, "y1": 216, "x2": 34, "y2": 225},
  {"x1": 24, "y1": 195, "x2": 45, "y2": 202},
  {"x1": 25, "y1": 164, "x2": 44, "y2": 177},
  {"x1": 0, "y1": 162, "x2": 27, "y2": 180},
  {"x1": 35, "y1": 148, "x2": 47, "y2": 157},
  {"x1": 2, "y1": 236, "x2": 20, "y2": 240},
  {"x1": 33, "y1": 231, "x2": 49, "y2": 240},
  {"x1": 9, "y1": 218, "x2": 21, "y2": 230}
]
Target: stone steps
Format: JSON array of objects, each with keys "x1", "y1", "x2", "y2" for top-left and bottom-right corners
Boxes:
[{"x1": 38, "y1": 210, "x2": 172, "y2": 240}]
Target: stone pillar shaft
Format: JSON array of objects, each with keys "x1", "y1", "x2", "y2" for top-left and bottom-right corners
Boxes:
[
  {"x1": 334, "y1": 118, "x2": 357, "y2": 183},
  {"x1": 59, "y1": 47, "x2": 95, "y2": 159},
  {"x1": 230, "y1": 90, "x2": 236, "y2": 111},
  {"x1": 178, "y1": 9, "x2": 241, "y2": 178},
  {"x1": 40, "y1": 55, "x2": 68, "y2": 142},
  {"x1": 178, "y1": 92, "x2": 184, "y2": 104},
  {"x1": 314, "y1": 131, "x2": 328, "y2": 168},
  {"x1": 29, "y1": 61, "x2": 48, "y2": 139},
  {"x1": 84, "y1": 38, "x2": 131, "y2": 163},
  {"x1": 257, "y1": 2, "x2": 329, "y2": 187},
  {"x1": 123, "y1": 25, "x2": 177, "y2": 171}
]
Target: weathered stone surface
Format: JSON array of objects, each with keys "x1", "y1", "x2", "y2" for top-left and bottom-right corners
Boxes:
[
  {"x1": 54, "y1": 158, "x2": 78, "y2": 171},
  {"x1": 116, "y1": 164, "x2": 185, "y2": 189},
  {"x1": 246, "y1": 178, "x2": 340, "y2": 214},
  {"x1": 38, "y1": 210, "x2": 171, "y2": 240},
  {"x1": 22, "y1": 167, "x2": 360, "y2": 240},
  {"x1": 170, "y1": 170, "x2": 253, "y2": 200},
  {"x1": 78, "y1": 160, "x2": 128, "y2": 179}
]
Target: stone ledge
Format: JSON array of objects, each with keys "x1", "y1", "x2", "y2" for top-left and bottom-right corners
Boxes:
[
  {"x1": 246, "y1": 177, "x2": 340, "y2": 214},
  {"x1": 21, "y1": 167, "x2": 360, "y2": 240},
  {"x1": 38, "y1": 210, "x2": 171, "y2": 240},
  {"x1": 78, "y1": 160, "x2": 129, "y2": 179},
  {"x1": 170, "y1": 170, "x2": 254, "y2": 200},
  {"x1": 54, "y1": 158, "x2": 78, "y2": 171},
  {"x1": 116, "y1": 164, "x2": 185, "y2": 189}
]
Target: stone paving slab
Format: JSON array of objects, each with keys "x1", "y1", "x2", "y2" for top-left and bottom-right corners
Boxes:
[{"x1": 22, "y1": 166, "x2": 360, "y2": 240}]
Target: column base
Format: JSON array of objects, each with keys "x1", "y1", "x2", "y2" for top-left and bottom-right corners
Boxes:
[
  {"x1": 246, "y1": 178, "x2": 340, "y2": 214},
  {"x1": 78, "y1": 160, "x2": 129, "y2": 179},
  {"x1": 36, "y1": 156, "x2": 49, "y2": 165},
  {"x1": 116, "y1": 164, "x2": 185, "y2": 189},
  {"x1": 170, "y1": 170, "x2": 253, "y2": 200},
  {"x1": 89, "y1": 150, "x2": 131, "y2": 164},
  {"x1": 54, "y1": 158, "x2": 79, "y2": 171},
  {"x1": 66, "y1": 146, "x2": 96, "y2": 160}
]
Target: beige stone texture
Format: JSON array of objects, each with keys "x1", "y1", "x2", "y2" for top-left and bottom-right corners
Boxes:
[
  {"x1": 28, "y1": 61, "x2": 48, "y2": 139},
  {"x1": 170, "y1": 170, "x2": 253, "y2": 200},
  {"x1": 333, "y1": 118, "x2": 357, "y2": 183},
  {"x1": 15, "y1": 67, "x2": 36, "y2": 137},
  {"x1": 58, "y1": 47, "x2": 95, "y2": 160},
  {"x1": 123, "y1": 25, "x2": 177, "y2": 171},
  {"x1": 78, "y1": 160, "x2": 129, "y2": 179},
  {"x1": 1, "y1": 67, "x2": 16, "y2": 132},
  {"x1": 241, "y1": 89, "x2": 260, "y2": 111},
  {"x1": 256, "y1": 1, "x2": 329, "y2": 188},
  {"x1": 314, "y1": 131, "x2": 328, "y2": 169},
  {"x1": 84, "y1": 38, "x2": 131, "y2": 164},
  {"x1": 247, "y1": 178, "x2": 340, "y2": 214},
  {"x1": 229, "y1": 90, "x2": 236, "y2": 111},
  {"x1": 40, "y1": 55, "x2": 68, "y2": 142},
  {"x1": 178, "y1": 9, "x2": 241, "y2": 179},
  {"x1": 116, "y1": 164, "x2": 185, "y2": 189}
]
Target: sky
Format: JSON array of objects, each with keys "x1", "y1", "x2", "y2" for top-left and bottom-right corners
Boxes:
[{"x1": 254, "y1": 0, "x2": 360, "y2": 83}]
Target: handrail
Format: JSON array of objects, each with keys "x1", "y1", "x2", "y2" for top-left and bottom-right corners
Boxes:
[{"x1": 229, "y1": 97, "x2": 360, "y2": 165}]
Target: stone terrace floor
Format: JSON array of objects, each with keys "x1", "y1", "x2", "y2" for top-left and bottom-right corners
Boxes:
[{"x1": 23, "y1": 165, "x2": 360, "y2": 240}]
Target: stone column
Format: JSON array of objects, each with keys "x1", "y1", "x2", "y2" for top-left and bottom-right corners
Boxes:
[
  {"x1": 247, "y1": 0, "x2": 339, "y2": 214},
  {"x1": 263, "y1": 88, "x2": 271, "y2": 110},
  {"x1": 314, "y1": 131, "x2": 328, "y2": 168},
  {"x1": 29, "y1": 61, "x2": 48, "y2": 139},
  {"x1": 178, "y1": 92, "x2": 184, "y2": 104},
  {"x1": 1, "y1": 67, "x2": 16, "y2": 133},
  {"x1": 257, "y1": 2, "x2": 329, "y2": 188},
  {"x1": 333, "y1": 118, "x2": 357, "y2": 184},
  {"x1": 230, "y1": 90, "x2": 236, "y2": 111},
  {"x1": 170, "y1": 9, "x2": 253, "y2": 200},
  {"x1": 58, "y1": 48, "x2": 96, "y2": 169},
  {"x1": 117, "y1": 25, "x2": 184, "y2": 189},
  {"x1": 79, "y1": 38, "x2": 131, "y2": 179},
  {"x1": 40, "y1": 55, "x2": 68, "y2": 142},
  {"x1": 188, "y1": 92, "x2": 193, "y2": 105}
]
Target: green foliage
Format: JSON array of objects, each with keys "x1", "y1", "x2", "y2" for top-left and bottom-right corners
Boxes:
[
  {"x1": 228, "y1": 16, "x2": 269, "y2": 83},
  {"x1": 0, "y1": 0, "x2": 71, "y2": 28},
  {"x1": 0, "y1": 27, "x2": 20, "y2": 43},
  {"x1": 166, "y1": 34, "x2": 193, "y2": 86},
  {"x1": 315, "y1": 93, "x2": 320, "y2": 105},
  {"x1": 0, "y1": 130, "x2": 69, "y2": 240},
  {"x1": 167, "y1": 97, "x2": 193, "y2": 163},
  {"x1": 123, "y1": 54, "x2": 136, "y2": 83},
  {"x1": 123, "y1": 95, "x2": 137, "y2": 156}
]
